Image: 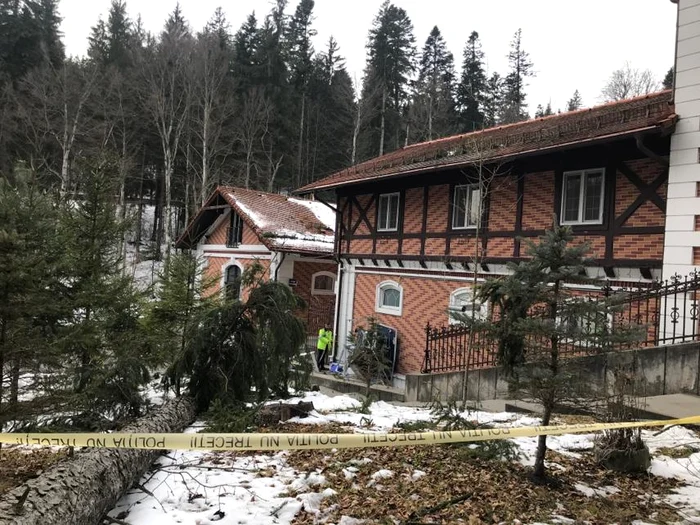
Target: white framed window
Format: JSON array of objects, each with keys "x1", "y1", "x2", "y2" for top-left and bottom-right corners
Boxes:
[
  {"x1": 312, "y1": 271, "x2": 336, "y2": 296},
  {"x1": 452, "y1": 184, "x2": 481, "y2": 229},
  {"x1": 560, "y1": 169, "x2": 605, "y2": 225},
  {"x1": 375, "y1": 280, "x2": 403, "y2": 316},
  {"x1": 377, "y1": 192, "x2": 400, "y2": 232},
  {"x1": 448, "y1": 287, "x2": 488, "y2": 324},
  {"x1": 222, "y1": 262, "x2": 243, "y2": 300}
]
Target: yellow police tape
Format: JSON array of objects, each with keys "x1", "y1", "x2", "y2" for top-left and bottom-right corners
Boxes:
[{"x1": 1, "y1": 415, "x2": 699, "y2": 451}]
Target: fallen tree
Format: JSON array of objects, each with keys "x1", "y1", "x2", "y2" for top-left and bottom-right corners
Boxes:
[{"x1": 0, "y1": 396, "x2": 196, "y2": 525}]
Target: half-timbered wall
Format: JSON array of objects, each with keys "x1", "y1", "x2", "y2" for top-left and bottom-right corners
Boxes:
[{"x1": 336, "y1": 144, "x2": 669, "y2": 270}]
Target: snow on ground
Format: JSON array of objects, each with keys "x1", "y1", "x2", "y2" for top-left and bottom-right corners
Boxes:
[{"x1": 108, "y1": 391, "x2": 700, "y2": 524}]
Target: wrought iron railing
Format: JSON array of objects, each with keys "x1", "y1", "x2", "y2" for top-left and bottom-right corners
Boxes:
[{"x1": 422, "y1": 271, "x2": 700, "y2": 374}]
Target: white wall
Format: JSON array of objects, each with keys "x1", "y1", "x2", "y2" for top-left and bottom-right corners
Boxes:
[{"x1": 665, "y1": 0, "x2": 700, "y2": 278}]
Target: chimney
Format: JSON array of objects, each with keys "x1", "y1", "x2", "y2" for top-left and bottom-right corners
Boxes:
[{"x1": 664, "y1": 0, "x2": 700, "y2": 278}]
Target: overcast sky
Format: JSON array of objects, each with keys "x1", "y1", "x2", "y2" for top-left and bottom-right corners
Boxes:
[{"x1": 58, "y1": 0, "x2": 677, "y2": 114}]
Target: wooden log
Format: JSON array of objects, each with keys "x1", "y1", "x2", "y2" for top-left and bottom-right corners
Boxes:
[
  {"x1": 0, "y1": 397, "x2": 196, "y2": 525},
  {"x1": 257, "y1": 401, "x2": 315, "y2": 426}
]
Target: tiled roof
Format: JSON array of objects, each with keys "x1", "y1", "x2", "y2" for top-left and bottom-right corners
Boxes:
[
  {"x1": 297, "y1": 90, "x2": 676, "y2": 193},
  {"x1": 175, "y1": 186, "x2": 336, "y2": 255}
]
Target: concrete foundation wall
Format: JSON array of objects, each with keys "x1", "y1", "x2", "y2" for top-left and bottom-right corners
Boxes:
[{"x1": 404, "y1": 342, "x2": 700, "y2": 403}]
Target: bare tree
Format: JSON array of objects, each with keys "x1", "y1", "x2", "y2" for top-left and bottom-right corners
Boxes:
[
  {"x1": 236, "y1": 87, "x2": 272, "y2": 189},
  {"x1": 600, "y1": 62, "x2": 660, "y2": 102},
  {"x1": 17, "y1": 59, "x2": 98, "y2": 195},
  {"x1": 191, "y1": 32, "x2": 235, "y2": 205},
  {"x1": 139, "y1": 28, "x2": 193, "y2": 259}
]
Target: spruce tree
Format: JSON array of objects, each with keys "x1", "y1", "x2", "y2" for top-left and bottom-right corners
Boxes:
[
  {"x1": 287, "y1": 0, "x2": 317, "y2": 186},
  {"x1": 501, "y1": 28, "x2": 534, "y2": 124},
  {"x1": 146, "y1": 252, "x2": 215, "y2": 396},
  {"x1": 409, "y1": 26, "x2": 455, "y2": 142},
  {"x1": 0, "y1": 166, "x2": 61, "y2": 428},
  {"x1": 482, "y1": 72, "x2": 504, "y2": 128},
  {"x1": 360, "y1": 0, "x2": 416, "y2": 158},
  {"x1": 566, "y1": 89, "x2": 583, "y2": 111},
  {"x1": 663, "y1": 67, "x2": 674, "y2": 90},
  {"x1": 472, "y1": 223, "x2": 642, "y2": 481},
  {"x1": 456, "y1": 31, "x2": 487, "y2": 132},
  {"x1": 55, "y1": 159, "x2": 150, "y2": 422}
]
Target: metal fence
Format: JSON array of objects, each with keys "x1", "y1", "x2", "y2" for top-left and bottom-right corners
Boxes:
[{"x1": 422, "y1": 271, "x2": 700, "y2": 374}]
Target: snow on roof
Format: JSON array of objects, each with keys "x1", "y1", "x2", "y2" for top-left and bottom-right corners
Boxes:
[
  {"x1": 288, "y1": 197, "x2": 336, "y2": 231},
  {"x1": 176, "y1": 186, "x2": 336, "y2": 255}
]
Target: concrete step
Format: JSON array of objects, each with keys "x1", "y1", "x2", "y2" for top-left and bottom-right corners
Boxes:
[{"x1": 309, "y1": 372, "x2": 406, "y2": 402}]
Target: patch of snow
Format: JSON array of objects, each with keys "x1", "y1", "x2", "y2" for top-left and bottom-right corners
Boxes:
[
  {"x1": 574, "y1": 483, "x2": 620, "y2": 498},
  {"x1": 290, "y1": 472, "x2": 326, "y2": 492},
  {"x1": 370, "y1": 469, "x2": 394, "y2": 480},
  {"x1": 288, "y1": 197, "x2": 336, "y2": 231},
  {"x1": 410, "y1": 469, "x2": 426, "y2": 481},
  {"x1": 280, "y1": 392, "x2": 361, "y2": 413},
  {"x1": 338, "y1": 516, "x2": 365, "y2": 525},
  {"x1": 232, "y1": 198, "x2": 268, "y2": 229}
]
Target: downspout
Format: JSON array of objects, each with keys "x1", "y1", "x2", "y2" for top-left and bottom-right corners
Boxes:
[
  {"x1": 332, "y1": 259, "x2": 344, "y2": 362},
  {"x1": 273, "y1": 252, "x2": 287, "y2": 281}
]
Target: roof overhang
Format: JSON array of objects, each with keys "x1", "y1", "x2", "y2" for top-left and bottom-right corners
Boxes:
[{"x1": 295, "y1": 118, "x2": 676, "y2": 195}]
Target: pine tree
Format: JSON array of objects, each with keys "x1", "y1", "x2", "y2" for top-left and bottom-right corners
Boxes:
[
  {"x1": 232, "y1": 13, "x2": 262, "y2": 96},
  {"x1": 409, "y1": 26, "x2": 456, "y2": 142},
  {"x1": 501, "y1": 28, "x2": 534, "y2": 124},
  {"x1": 303, "y1": 37, "x2": 355, "y2": 180},
  {"x1": 360, "y1": 0, "x2": 416, "y2": 158},
  {"x1": 473, "y1": 223, "x2": 642, "y2": 480},
  {"x1": 482, "y1": 72, "x2": 504, "y2": 128},
  {"x1": 0, "y1": 166, "x2": 61, "y2": 427},
  {"x1": 663, "y1": 67, "x2": 674, "y2": 90},
  {"x1": 287, "y1": 0, "x2": 317, "y2": 186},
  {"x1": 30, "y1": 0, "x2": 65, "y2": 68},
  {"x1": 56, "y1": 160, "x2": 151, "y2": 422},
  {"x1": 566, "y1": 89, "x2": 583, "y2": 111},
  {"x1": 167, "y1": 264, "x2": 307, "y2": 411},
  {"x1": 456, "y1": 31, "x2": 487, "y2": 132},
  {"x1": 146, "y1": 252, "x2": 214, "y2": 396},
  {"x1": 105, "y1": 0, "x2": 132, "y2": 69}
]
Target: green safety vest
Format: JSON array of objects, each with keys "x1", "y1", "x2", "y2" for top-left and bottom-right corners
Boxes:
[{"x1": 317, "y1": 329, "x2": 333, "y2": 350}]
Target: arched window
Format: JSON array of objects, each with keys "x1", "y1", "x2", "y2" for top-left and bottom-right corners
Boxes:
[
  {"x1": 312, "y1": 271, "x2": 336, "y2": 295},
  {"x1": 449, "y1": 287, "x2": 487, "y2": 324},
  {"x1": 224, "y1": 263, "x2": 242, "y2": 300},
  {"x1": 375, "y1": 281, "x2": 403, "y2": 316}
]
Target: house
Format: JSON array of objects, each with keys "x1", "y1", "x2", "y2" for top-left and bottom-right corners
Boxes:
[
  {"x1": 175, "y1": 186, "x2": 338, "y2": 335},
  {"x1": 297, "y1": 91, "x2": 681, "y2": 386}
]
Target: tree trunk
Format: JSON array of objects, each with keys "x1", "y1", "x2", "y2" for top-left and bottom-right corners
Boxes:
[
  {"x1": 9, "y1": 358, "x2": 20, "y2": 408},
  {"x1": 532, "y1": 403, "x2": 552, "y2": 480},
  {"x1": 379, "y1": 88, "x2": 386, "y2": 157},
  {"x1": 135, "y1": 153, "x2": 145, "y2": 258},
  {"x1": 163, "y1": 153, "x2": 173, "y2": 260},
  {"x1": 297, "y1": 94, "x2": 305, "y2": 187},
  {"x1": 201, "y1": 106, "x2": 210, "y2": 206},
  {"x1": 0, "y1": 397, "x2": 196, "y2": 525},
  {"x1": 351, "y1": 100, "x2": 361, "y2": 165}
]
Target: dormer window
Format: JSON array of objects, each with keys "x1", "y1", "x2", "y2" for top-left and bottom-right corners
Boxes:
[
  {"x1": 561, "y1": 169, "x2": 605, "y2": 225},
  {"x1": 377, "y1": 193, "x2": 400, "y2": 232},
  {"x1": 227, "y1": 212, "x2": 243, "y2": 247}
]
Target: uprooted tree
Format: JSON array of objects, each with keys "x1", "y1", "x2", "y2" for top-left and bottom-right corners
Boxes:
[
  {"x1": 462, "y1": 221, "x2": 642, "y2": 481},
  {"x1": 165, "y1": 263, "x2": 309, "y2": 412}
]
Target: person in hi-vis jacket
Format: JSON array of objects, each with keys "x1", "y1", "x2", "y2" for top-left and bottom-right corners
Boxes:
[{"x1": 316, "y1": 326, "x2": 333, "y2": 371}]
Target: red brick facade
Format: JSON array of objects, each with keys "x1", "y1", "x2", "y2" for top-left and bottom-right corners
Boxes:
[
  {"x1": 292, "y1": 260, "x2": 337, "y2": 333},
  {"x1": 352, "y1": 272, "x2": 474, "y2": 373}
]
